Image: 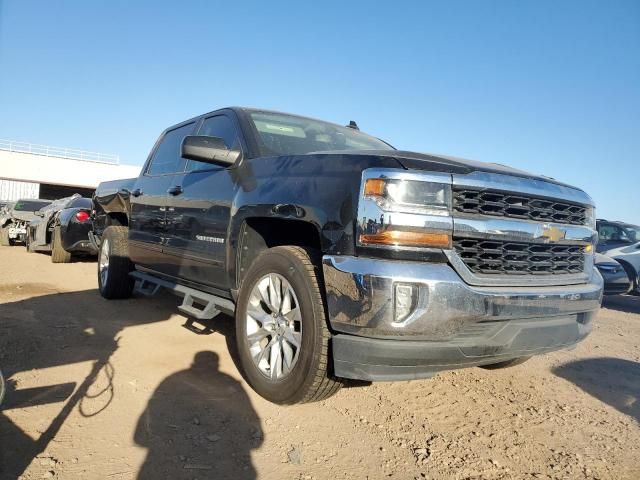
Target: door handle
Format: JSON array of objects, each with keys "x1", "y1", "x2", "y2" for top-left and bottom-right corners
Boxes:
[
  {"x1": 167, "y1": 185, "x2": 183, "y2": 196},
  {"x1": 132, "y1": 188, "x2": 143, "y2": 197}
]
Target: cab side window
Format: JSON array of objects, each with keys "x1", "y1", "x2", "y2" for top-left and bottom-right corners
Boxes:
[
  {"x1": 146, "y1": 123, "x2": 195, "y2": 176},
  {"x1": 186, "y1": 115, "x2": 239, "y2": 172}
]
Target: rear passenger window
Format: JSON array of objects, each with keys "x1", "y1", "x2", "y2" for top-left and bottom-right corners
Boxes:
[
  {"x1": 69, "y1": 197, "x2": 93, "y2": 209},
  {"x1": 146, "y1": 123, "x2": 195, "y2": 176},
  {"x1": 186, "y1": 115, "x2": 239, "y2": 172}
]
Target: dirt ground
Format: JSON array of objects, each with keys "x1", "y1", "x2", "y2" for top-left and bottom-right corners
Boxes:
[{"x1": 0, "y1": 245, "x2": 638, "y2": 480}]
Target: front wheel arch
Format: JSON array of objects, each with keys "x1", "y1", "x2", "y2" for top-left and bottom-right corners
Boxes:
[{"x1": 616, "y1": 259, "x2": 639, "y2": 294}]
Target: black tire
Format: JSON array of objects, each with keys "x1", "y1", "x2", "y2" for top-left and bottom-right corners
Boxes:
[
  {"x1": 480, "y1": 357, "x2": 531, "y2": 370},
  {"x1": 97, "y1": 226, "x2": 135, "y2": 299},
  {"x1": 0, "y1": 368, "x2": 5, "y2": 408},
  {"x1": 235, "y1": 246, "x2": 341, "y2": 404},
  {"x1": 51, "y1": 227, "x2": 72, "y2": 263},
  {"x1": 0, "y1": 227, "x2": 10, "y2": 246},
  {"x1": 25, "y1": 232, "x2": 32, "y2": 252}
]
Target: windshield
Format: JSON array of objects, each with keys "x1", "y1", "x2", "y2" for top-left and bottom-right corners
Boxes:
[
  {"x1": 622, "y1": 224, "x2": 640, "y2": 243},
  {"x1": 249, "y1": 111, "x2": 394, "y2": 156},
  {"x1": 14, "y1": 200, "x2": 51, "y2": 212}
]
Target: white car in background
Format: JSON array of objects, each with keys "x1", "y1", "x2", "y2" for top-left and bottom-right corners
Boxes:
[{"x1": 596, "y1": 220, "x2": 640, "y2": 295}]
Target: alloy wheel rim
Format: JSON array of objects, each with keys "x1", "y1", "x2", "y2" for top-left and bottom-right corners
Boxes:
[
  {"x1": 245, "y1": 273, "x2": 302, "y2": 381},
  {"x1": 99, "y1": 239, "x2": 110, "y2": 287}
]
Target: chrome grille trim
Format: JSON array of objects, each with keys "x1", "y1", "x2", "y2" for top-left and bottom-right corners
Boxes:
[
  {"x1": 453, "y1": 217, "x2": 596, "y2": 245},
  {"x1": 451, "y1": 171, "x2": 594, "y2": 207}
]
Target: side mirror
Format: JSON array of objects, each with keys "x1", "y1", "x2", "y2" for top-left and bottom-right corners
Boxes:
[{"x1": 181, "y1": 135, "x2": 240, "y2": 166}]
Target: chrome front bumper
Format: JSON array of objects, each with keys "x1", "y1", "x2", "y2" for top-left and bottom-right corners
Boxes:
[
  {"x1": 8, "y1": 226, "x2": 26, "y2": 240},
  {"x1": 323, "y1": 255, "x2": 603, "y2": 380},
  {"x1": 323, "y1": 255, "x2": 603, "y2": 340}
]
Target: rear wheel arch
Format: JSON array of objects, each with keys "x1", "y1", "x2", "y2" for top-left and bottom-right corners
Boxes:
[{"x1": 106, "y1": 212, "x2": 129, "y2": 228}]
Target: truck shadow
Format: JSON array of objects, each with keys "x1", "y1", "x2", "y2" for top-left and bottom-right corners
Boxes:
[
  {"x1": 553, "y1": 357, "x2": 640, "y2": 422},
  {"x1": 0, "y1": 286, "x2": 261, "y2": 479},
  {"x1": 602, "y1": 294, "x2": 640, "y2": 314}
]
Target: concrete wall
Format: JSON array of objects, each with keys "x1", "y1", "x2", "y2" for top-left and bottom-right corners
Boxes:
[{"x1": 0, "y1": 150, "x2": 140, "y2": 189}]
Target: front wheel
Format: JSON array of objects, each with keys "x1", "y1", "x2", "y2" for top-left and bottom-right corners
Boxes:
[
  {"x1": 0, "y1": 368, "x2": 5, "y2": 407},
  {"x1": 98, "y1": 226, "x2": 135, "y2": 299},
  {"x1": 236, "y1": 246, "x2": 341, "y2": 404}
]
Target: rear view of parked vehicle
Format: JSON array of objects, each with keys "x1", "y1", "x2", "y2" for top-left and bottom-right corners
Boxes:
[
  {"x1": 0, "y1": 199, "x2": 52, "y2": 246},
  {"x1": 25, "y1": 195, "x2": 96, "y2": 263},
  {"x1": 597, "y1": 220, "x2": 640, "y2": 295}
]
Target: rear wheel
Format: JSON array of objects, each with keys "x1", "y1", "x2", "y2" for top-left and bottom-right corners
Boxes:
[
  {"x1": 51, "y1": 227, "x2": 72, "y2": 263},
  {"x1": 0, "y1": 227, "x2": 11, "y2": 246},
  {"x1": 480, "y1": 357, "x2": 531, "y2": 370},
  {"x1": 25, "y1": 232, "x2": 33, "y2": 252},
  {"x1": 236, "y1": 246, "x2": 341, "y2": 404},
  {"x1": 98, "y1": 226, "x2": 135, "y2": 299}
]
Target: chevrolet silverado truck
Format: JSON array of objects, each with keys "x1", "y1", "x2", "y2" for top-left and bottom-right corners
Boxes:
[{"x1": 92, "y1": 107, "x2": 603, "y2": 404}]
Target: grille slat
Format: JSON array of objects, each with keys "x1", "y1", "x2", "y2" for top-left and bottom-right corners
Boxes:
[
  {"x1": 453, "y1": 238, "x2": 585, "y2": 275},
  {"x1": 453, "y1": 188, "x2": 588, "y2": 225}
]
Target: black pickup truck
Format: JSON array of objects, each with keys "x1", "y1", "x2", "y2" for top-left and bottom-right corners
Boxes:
[{"x1": 93, "y1": 107, "x2": 603, "y2": 404}]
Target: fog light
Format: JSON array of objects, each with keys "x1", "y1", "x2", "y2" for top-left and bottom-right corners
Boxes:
[{"x1": 394, "y1": 283, "x2": 417, "y2": 324}]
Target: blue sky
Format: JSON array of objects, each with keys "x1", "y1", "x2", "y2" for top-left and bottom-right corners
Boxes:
[{"x1": 0, "y1": 1, "x2": 638, "y2": 223}]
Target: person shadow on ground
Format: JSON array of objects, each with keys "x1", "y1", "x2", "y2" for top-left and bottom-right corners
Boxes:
[{"x1": 134, "y1": 351, "x2": 263, "y2": 480}]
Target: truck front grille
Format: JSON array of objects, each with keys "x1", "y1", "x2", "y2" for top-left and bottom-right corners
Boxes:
[
  {"x1": 453, "y1": 237, "x2": 585, "y2": 275},
  {"x1": 453, "y1": 188, "x2": 588, "y2": 225}
]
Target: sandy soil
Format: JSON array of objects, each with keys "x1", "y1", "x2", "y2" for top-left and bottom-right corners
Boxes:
[{"x1": 0, "y1": 244, "x2": 639, "y2": 480}]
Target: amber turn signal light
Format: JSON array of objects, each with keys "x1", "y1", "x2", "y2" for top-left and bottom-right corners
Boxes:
[
  {"x1": 360, "y1": 230, "x2": 451, "y2": 248},
  {"x1": 364, "y1": 178, "x2": 387, "y2": 197}
]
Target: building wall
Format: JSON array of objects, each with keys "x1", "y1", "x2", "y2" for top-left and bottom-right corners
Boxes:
[
  {"x1": 0, "y1": 179, "x2": 40, "y2": 201},
  {"x1": 0, "y1": 149, "x2": 141, "y2": 188}
]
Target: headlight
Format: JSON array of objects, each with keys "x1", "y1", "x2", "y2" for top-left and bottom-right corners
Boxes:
[
  {"x1": 358, "y1": 170, "x2": 453, "y2": 249},
  {"x1": 586, "y1": 206, "x2": 596, "y2": 230},
  {"x1": 364, "y1": 178, "x2": 451, "y2": 215}
]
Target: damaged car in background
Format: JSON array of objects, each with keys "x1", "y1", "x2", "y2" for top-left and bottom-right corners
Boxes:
[
  {"x1": 26, "y1": 194, "x2": 96, "y2": 263},
  {"x1": 0, "y1": 198, "x2": 52, "y2": 246}
]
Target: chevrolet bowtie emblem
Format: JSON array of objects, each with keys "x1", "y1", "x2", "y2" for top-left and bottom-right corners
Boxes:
[{"x1": 539, "y1": 225, "x2": 566, "y2": 243}]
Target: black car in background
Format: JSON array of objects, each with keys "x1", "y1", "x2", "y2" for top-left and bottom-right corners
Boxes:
[
  {"x1": 26, "y1": 194, "x2": 97, "y2": 263},
  {"x1": 595, "y1": 253, "x2": 631, "y2": 295}
]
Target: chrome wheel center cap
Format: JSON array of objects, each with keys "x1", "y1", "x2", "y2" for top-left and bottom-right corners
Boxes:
[{"x1": 275, "y1": 318, "x2": 286, "y2": 335}]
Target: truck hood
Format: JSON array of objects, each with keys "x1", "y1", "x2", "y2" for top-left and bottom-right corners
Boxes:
[{"x1": 315, "y1": 149, "x2": 576, "y2": 189}]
